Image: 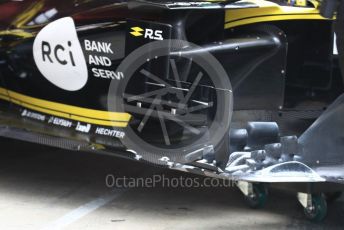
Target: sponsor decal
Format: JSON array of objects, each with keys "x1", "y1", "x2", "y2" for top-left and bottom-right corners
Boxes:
[
  {"x1": 84, "y1": 39, "x2": 124, "y2": 80},
  {"x1": 33, "y1": 17, "x2": 88, "y2": 91},
  {"x1": 130, "y1": 27, "x2": 144, "y2": 37},
  {"x1": 84, "y1": 40, "x2": 114, "y2": 54},
  {"x1": 21, "y1": 109, "x2": 45, "y2": 121},
  {"x1": 91, "y1": 68, "x2": 124, "y2": 80},
  {"x1": 126, "y1": 20, "x2": 171, "y2": 54},
  {"x1": 48, "y1": 116, "x2": 73, "y2": 128},
  {"x1": 130, "y1": 26, "x2": 163, "y2": 41},
  {"x1": 95, "y1": 127, "x2": 125, "y2": 138},
  {"x1": 166, "y1": 2, "x2": 212, "y2": 7},
  {"x1": 76, "y1": 122, "x2": 91, "y2": 133}
]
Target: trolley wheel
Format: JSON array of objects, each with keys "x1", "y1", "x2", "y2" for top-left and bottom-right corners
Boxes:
[
  {"x1": 303, "y1": 194, "x2": 327, "y2": 222},
  {"x1": 245, "y1": 183, "x2": 268, "y2": 209}
]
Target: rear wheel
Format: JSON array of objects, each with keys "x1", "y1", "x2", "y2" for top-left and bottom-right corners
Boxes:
[{"x1": 108, "y1": 40, "x2": 233, "y2": 165}]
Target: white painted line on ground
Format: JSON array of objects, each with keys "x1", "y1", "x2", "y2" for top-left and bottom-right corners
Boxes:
[{"x1": 40, "y1": 190, "x2": 124, "y2": 230}]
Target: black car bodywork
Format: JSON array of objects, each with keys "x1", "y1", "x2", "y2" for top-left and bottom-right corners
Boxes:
[{"x1": 1, "y1": 0, "x2": 344, "y2": 220}]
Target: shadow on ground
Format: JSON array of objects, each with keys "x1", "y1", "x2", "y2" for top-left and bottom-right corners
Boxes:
[{"x1": 0, "y1": 137, "x2": 343, "y2": 230}]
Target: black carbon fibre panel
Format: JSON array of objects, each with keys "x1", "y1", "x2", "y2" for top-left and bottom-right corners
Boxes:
[{"x1": 0, "y1": 125, "x2": 89, "y2": 151}]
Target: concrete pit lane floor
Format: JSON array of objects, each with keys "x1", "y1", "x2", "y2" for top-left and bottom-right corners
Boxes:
[{"x1": 0, "y1": 137, "x2": 343, "y2": 230}]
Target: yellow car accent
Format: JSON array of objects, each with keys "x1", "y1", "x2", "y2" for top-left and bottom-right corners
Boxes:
[
  {"x1": 0, "y1": 87, "x2": 131, "y2": 127},
  {"x1": 130, "y1": 27, "x2": 144, "y2": 37},
  {"x1": 12, "y1": 0, "x2": 45, "y2": 29},
  {"x1": 225, "y1": 0, "x2": 330, "y2": 29},
  {"x1": 0, "y1": 30, "x2": 34, "y2": 39},
  {"x1": 0, "y1": 87, "x2": 8, "y2": 95},
  {"x1": 0, "y1": 94, "x2": 9, "y2": 102}
]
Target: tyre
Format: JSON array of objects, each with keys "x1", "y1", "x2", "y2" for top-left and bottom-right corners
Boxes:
[
  {"x1": 214, "y1": 131, "x2": 230, "y2": 169},
  {"x1": 108, "y1": 39, "x2": 233, "y2": 165},
  {"x1": 245, "y1": 183, "x2": 268, "y2": 209},
  {"x1": 303, "y1": 194, "x2": 327, "y2": 222}
]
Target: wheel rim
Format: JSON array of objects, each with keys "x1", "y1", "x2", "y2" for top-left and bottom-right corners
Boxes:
[{"x1": 123, "y1": 57, "x2": 218, "y2": 148}]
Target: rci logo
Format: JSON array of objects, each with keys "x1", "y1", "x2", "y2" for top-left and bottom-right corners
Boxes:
[
  {"x1": 33, "y1": 17, "x2": 88, "y2": 91},
  {"x1": 130, "y1": 26, "x2": 163, "y2": 40}
]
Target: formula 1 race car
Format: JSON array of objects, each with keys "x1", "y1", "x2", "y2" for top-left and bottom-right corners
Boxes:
[{"x1": 0, "y1": 0, "x2": 344, "y2": 221}]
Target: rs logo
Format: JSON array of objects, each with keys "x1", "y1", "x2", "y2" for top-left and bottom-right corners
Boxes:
[
  {"x1": 130, "y1": 26, "x2": 163, "y2": 40},
  {"x1": 130, "y1": 27, "x2": 144, "y2": 37}
]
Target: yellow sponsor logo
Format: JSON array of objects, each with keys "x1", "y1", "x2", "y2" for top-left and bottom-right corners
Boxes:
[{"x1": 130, "y1": 27, "x2": 144, "y2": 37}]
